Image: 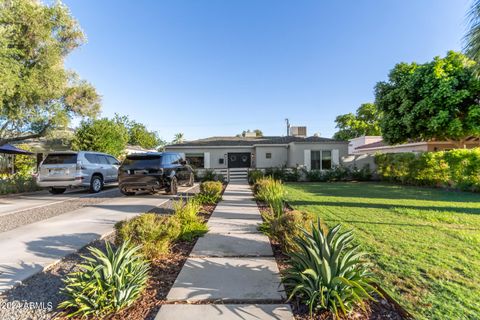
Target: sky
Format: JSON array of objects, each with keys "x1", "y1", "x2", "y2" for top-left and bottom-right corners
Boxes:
[{"x1": 62, "y1": 0, "x2": 470, "y2": 141}]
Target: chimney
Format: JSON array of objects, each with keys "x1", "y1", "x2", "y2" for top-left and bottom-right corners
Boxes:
[{"x1": 290, "y1": 126, "x2": 307, "y2": 137}]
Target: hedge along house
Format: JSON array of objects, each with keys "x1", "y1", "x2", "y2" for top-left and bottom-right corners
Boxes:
[{"x1": 164, "y1": 134, "x2": 348, "y2": 179}]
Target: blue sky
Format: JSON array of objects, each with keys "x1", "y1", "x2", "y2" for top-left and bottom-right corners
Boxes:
[{"x1": 63, "y1": 0, "x2": 470, "y2": 141}]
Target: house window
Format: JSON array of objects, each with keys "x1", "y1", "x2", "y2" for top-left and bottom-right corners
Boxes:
[
  {"x1": 311, "y1": 150, "x2": 332, "y2": 170},
  {"x1": 322, "y1": 150, "x2": 332, "y2": 170},
  {"x1": 311, "y1": 151, "x2": 321, "y2": 170},
  {"x1": 185, "y1": 153, "x2": 204, "y2": 169},
  {"x1": 219, "y1": 158, "x2": 224, "y2": 164},
  {"x1": 266, "y1": 152, "x2": 272, "y2": 159}
]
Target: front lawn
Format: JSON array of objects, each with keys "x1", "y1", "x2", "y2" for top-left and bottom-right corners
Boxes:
[{"x1": 285, "y1": 182, "x2": 480, "y2": 320}]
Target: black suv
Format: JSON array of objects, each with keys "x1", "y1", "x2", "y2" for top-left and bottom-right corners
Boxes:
[{"x1": 118, "y1": 152, "x2": 194, "y2": 196}]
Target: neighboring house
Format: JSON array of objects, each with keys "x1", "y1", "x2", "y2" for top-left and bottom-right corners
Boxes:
[
  {"x1": 348, "y1": 136, "x2": 382, "y2": 155},
  {"x1": 165, "y1": 135, "x2": 348, "y2": 170},
  {"x1": 352, "y1": 138, "x2": 480, "y2": 155}
]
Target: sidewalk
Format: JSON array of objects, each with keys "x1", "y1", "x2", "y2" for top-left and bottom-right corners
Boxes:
[{"x1": 155, "y1": 181, "x2": 293, "y2": 320}]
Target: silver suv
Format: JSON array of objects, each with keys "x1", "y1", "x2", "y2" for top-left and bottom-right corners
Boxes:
[{"x1": 37, "y1": 151, "x2": 120, "y2": 194}]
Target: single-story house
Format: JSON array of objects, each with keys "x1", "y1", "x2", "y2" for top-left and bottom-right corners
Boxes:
[
  {"x1": 352, "y1": 137, "x2": 480, "y2": 155},
  {"x1": 165, "y1": 135, "x2": 348, "y2": 171}
]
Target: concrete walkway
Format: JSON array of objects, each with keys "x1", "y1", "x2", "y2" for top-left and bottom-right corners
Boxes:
[
  {"x1": 156, "y1": 181, "x2": 294, "y2": 320},
  {"x1": 0, "y1": 185, "x2": 196, "y2": 293}
]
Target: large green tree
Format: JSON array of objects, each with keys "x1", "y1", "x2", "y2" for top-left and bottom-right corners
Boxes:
[
  {"x1": 72, "y1": 118, "x2": 128, "y2": 157},
  {"x1": 114, "y1": 114, "x2": 162, "y2": 149},
  {"x1": 0, "y1": 0, "x2": 100, "y2": 145},
  {"x1": 332, "y1": 103, "x2": 381, "y2": 140},
  {"x1": 375, "y1": 51, "x2": 480, "y2": 148}
]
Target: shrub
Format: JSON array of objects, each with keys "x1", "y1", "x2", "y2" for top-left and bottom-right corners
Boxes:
[
  {"x1": 283, "y1": 167, "x2": 301, "y2": 182},
  {"x1": 248, "y1": 169, "x2": 264, "y2": 184},
  {"x1": 0, "y1": 174, "x2": 40, "y2": 195},
  {"x1": 115, "y1": 213, "x2": 180, "y2": 259},
  {"x1": 172, "y1": 199, "x2": 208, "y2": 241},
  {"x1": 375, "y1": 149, "x2": 480, "y2": 191},
  {"x1": 200, "y1": 181, "x2": 223, "y2": 199},
  {"x1": 351, "y1": 164, "x2": 373, "y2": 181},
  {"x1": 255, "y1": 177, "x2": 285, "y2": 217},
  {"x1": 194, "y1": 193, "x2": 220, "y2": 205},
  {"x1": 306, "y1": 170, "x2": 326, "y2": 182},
  {"x1": 284, "y1": 221, "x2": 379, "y2": 316},
  {"x1": 201, "y1": 169, "x2": 224, "y2": 182},
  {"x1": 265, "y1": 167, "x2": 286, "y2": 180},
  {"x1": 59, "y1": 241, "x2": 149, "y2": 318},
  {"x1": 259, "y1": 209, "x2": 309, "y2": 252}
]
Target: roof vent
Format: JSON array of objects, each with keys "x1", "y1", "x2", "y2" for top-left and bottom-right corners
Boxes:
[{"x1": 290, "y1": 126, "x2": 307, "y2": 137}]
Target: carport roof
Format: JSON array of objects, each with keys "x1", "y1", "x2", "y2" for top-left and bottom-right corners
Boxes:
[{"x1": 168, "y1": 136, "x2": 347, "y2": 147}]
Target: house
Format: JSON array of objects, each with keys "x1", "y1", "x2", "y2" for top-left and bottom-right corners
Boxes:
[
  {"x1": 164, "y1": 135, "x2": 348, "y2": 171},
  {"x1": 352, "y1": 137, "x2": 480, "y2": 155},
  {"x1": 348, "y1": 136, "x2": 382, "y2": 154}
]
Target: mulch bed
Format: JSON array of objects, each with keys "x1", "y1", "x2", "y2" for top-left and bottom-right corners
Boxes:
[{"x1": 257, "y1": 202, "x2": 409, "y2": 320}]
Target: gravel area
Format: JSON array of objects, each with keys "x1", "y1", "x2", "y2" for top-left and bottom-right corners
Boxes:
[{"x1": 0, "y1": 188, "x2": 121, "y2": 233}]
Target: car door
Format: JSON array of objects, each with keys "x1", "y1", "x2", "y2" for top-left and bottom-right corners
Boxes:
[
  {"x1": 96, "y1": 154, "x2": 111, "y2": 182},
  {"x1": 106, "y1": 155, "x2": 120, "y2": 182}
]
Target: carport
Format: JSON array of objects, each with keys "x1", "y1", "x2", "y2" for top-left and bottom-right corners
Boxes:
[{"x1": 0, "y1": 144, "x2": 34, "y2": 174}]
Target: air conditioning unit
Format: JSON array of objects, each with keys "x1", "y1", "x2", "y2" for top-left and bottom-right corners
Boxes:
[{"x1": 290, "y1": 126, "x2": 307, "y2": 137}]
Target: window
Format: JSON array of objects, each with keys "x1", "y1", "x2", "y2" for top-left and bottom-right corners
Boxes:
[
  {"x1": 85, "y1": 153, "x2": 99, "y2": 163},
  {"x1": 185, "y1": 153, "x2": 204, "y2": 169},
  {"x1": 311, "y1": 150, "x2": 332, "y2": 170},
  {"x1": 97, "y1": 155, "x2": 109, "y2": 164},
  {"x1": 311, "y1": 151, "x2": 321, "y2": 170},
  {"x1": 123, "y1": 155, "x2": 162, "y2": 167},
  {"x1": 106, "y1": 156, "x2": 119, "y2": 165},
  {"x1": 321, "y1": 150, "x2": 332, "y2": 170},
  {"x1": 43, "y1": 153, "x2": 77, "y2": 164},
  {"x1": 266, "y1": 152, "x2": 272, "y2": 159},
  {"x1": 219, "y1": 158, "x2": 224, "y2": 164}
]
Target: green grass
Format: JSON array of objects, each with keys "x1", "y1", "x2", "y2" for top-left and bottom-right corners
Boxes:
[{"x1": 285, "y1": 182, "x2": 480, "y2": 320}]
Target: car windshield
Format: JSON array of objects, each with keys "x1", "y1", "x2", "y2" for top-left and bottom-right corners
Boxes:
[
  {"x1": 122, "y1": 155, "x2": 162, "y2": 167},
  {"x1": 43, "y1": 154, "x2": 77, "y2": 164}
]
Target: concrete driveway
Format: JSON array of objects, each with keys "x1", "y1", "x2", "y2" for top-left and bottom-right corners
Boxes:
[{"x1": 0, "y1": 184, "x2": 197, "y2": 293}]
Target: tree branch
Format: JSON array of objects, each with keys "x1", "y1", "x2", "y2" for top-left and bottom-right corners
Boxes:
[{"x1": 0, "y1": 122, "x2": 51, "y2": 146}]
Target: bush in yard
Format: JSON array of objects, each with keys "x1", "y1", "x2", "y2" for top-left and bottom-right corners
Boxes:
[
  {"x1": 59, "y1": 241, "x2": 149, "y2": 318},
  {"x1": 375, "y1": 149, "x2": 480, "y2": 191},
  {"x1": 115, "y1": 213, "x2": 180, "y2": 259},
  {"x1": 283, "y1": 221, "x2": 379, "y2": 317},
  {"x1": 255, "y1": 177, "x2": 285, "y2": 217},
  {"x1": 199, "y1": 180, "x2": 223, "y2": 202},
  {"x1": 351, "y1": 164, "x2": 373, "y2": 181},
  {"x1": 248, "y1": 169, "x2": 264, "y2": 184},
  {"x1": 172, "y1": 199, "x2": 208, "y2": 241},
  {"x1": 0, "y1": 174, "x2": 40, "y2": 195},
  {"x1": 201, "y1": 169, "x2": 224, "y2": 182},
  {"x1": 264, "y1": 167, "x2": 286, "y2": 180},
  {"x1": 259, "y1": 209, "x2": 309, "y2": 252},
  {"x1": 306, "y1": 169, "x2": 325, "y2": 182}
]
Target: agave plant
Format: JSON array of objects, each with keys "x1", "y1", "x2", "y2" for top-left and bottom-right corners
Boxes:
[
  {"x1": 59, "y1": 241, "x2": 149, "y2": 318},
  {"x1": 283, "y1": 221, "x2": 380, "y2": 318}
]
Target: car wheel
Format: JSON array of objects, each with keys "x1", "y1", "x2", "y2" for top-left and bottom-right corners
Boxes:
[
  {"x1": 187, "y1": 173, "x2": 194, "y2": 187},
  {"x1": 49, "y1": 187, "x2": 66, "y2": 194},
  {"x1": 89, "y1": 175, "x2": 103, "y2": 193},
  {"x1": 166, "y1": 177, "x2": 178, "y2": 195}
]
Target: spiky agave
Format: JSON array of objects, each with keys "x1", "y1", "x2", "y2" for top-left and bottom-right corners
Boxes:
[
  {"x1": 59, "y1": 241, "x2": 149, "y2": 318},
  {"x1": 283, "y1": 220, "x2": 380, "y2": 318}
]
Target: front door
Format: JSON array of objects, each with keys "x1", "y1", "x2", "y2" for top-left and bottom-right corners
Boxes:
[{"x1": 228, "y1": 153, "x2": 251, "y2": 168}]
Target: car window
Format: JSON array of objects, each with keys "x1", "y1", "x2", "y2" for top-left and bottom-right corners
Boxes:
[
  {"x1": 97, "y1": 155, "x2": 109, "y2": 164},
  {"x1": 123, "y1": 155, "x2": 162, "y2": 167},
  {"x1": 106, "y1": 156, "x2": 119, "y2": 165},
  {"x1": 43, "y1": 154, "x2": 77, "y2": 164},
  {"x1": 85, "y1": 153, "x2": 99, "y2": 163},
  {"x1": 162, "y1": 155, "x2": 173, "y2": 165},
  {"x1": 172, "y1": 154, "x2": 181, "y2": 164}
]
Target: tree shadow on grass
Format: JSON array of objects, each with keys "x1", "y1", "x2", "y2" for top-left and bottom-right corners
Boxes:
[{"x1": 290, "y1": 200, "x2": 480, "y2": 216}]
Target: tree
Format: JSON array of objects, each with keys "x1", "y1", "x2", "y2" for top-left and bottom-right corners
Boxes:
[
  {"x1": 464, "y1": 0, "x2": 480, "y2": 65},
  {"x1": 332, "y1": 103, "x2": 381, "y2": 140},
  {"x1": 72, "y1": 118, "x2": 128, "y2": 157},
  {"x1": 375, "y1": 51, "x2": 480, "y2": 148},
  {"x1": 237, "y1": 129, "x2": 263, "y2": 137},
  {"x1": 0, "y1": 0, "x2": 100, "y2": 145},
  {"x1": 172, "y1": 133, "x2": 185, "y2": 144},
  {"x1": 114, "y1": 114, "x2": 162, "y2": 149}
]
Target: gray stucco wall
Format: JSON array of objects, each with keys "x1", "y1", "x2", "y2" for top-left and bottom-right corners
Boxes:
[
  {"x1": 164, "y1": 147, "x2": 253, "y2": 169},
  {"x1": 287, "y1": 142, "x2": 349, "y2": 168},
  {"x1": 254, "y1": 146, "x2": 288, "y2": 168}
]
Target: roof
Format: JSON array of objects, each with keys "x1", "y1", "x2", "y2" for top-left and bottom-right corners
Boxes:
[
  {"x1": 167, "y1": 136, "x2": 347, "y2": 147},
  {"x1": 0, "y1": 144, "x2": 33, "y2": 155},
  {"x1": 355, "y1": 140, "x2": 387, "y2": 150}
]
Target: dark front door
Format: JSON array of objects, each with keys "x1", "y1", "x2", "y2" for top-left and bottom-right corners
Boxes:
[{"x1": 228, "y1": 152, "x2": 251, "y2": 168}]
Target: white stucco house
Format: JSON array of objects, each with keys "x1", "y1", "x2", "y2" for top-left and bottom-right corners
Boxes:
[{"x1": 164, "y1": 135, "x2": 348, "y2": 171}]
